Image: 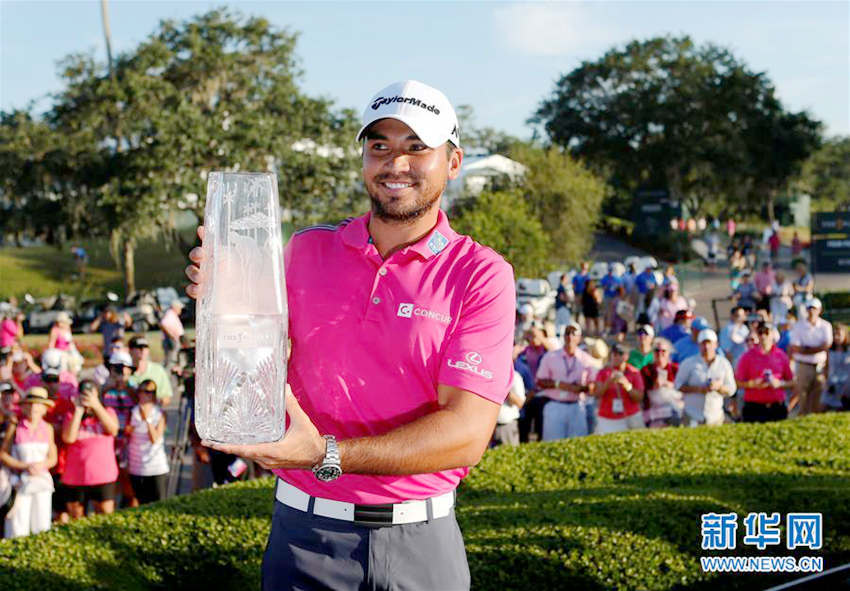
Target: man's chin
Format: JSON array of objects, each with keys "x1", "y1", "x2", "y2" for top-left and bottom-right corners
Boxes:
[{"x1": 370, "y1": 195, "x2": 440, "y2": 223}]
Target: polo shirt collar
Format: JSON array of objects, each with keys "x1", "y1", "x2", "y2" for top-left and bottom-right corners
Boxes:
[{"x1": 340, "y1": 209, "x2": 458, "y2": 260}]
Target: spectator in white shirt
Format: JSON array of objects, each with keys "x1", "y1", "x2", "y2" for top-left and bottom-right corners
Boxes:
[
  {"x1": 493, "y1": 371, "x2": 525, "y2": 447},
  {"x1": 674, "y1": 329, "x2": 736, "y2": 426},
  {"x1": 789, "y1": 298, "x2": 833, "y2": 415}
]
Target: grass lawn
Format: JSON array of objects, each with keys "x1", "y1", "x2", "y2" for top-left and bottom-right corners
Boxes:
[{"x1": 0, "y1": 234, "x2": 194, "y2": 301}]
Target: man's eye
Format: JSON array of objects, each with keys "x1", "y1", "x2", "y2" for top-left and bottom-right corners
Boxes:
[
  {"x1": 409, "y1": 143, "x2": 428, "y2": 152},
  {"x1": 369, "y1": 142, "x2": 387, "y2": 151}
]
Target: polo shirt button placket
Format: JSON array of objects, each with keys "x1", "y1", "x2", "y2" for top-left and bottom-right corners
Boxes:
[
  {"x1": 378, "y1": 268, "x2": 388, "y2": 277},
  {"x1": 372, "y1": 297, "x2": 381, "y2": 305}
]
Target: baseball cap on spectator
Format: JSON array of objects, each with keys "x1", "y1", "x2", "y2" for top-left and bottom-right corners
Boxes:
[
  {"x1": 742, "y1": 269, "x2": 752, "y2": 277},
  {"x1": 356, "y1": 80, "x2": 460, "y2": 149},
  {"x1": 128, "y1": 336, "x2": 149, "y2": 349},
  {"x1": 519, "y1": 303, "x2": 534, "y2": 316},
  {"x1": 564, "y1": 321, "x2": 582, "y2": 335},
  {"x1": 806, "y1": 298, "x2": 823, "y2": 311},
  {"x1": 636, "y1": 324, "x2": 655, "y2": 338},
  {"x1": 55, "y1": 312, "x2": 72, "y2": 325},
  {"x1": 0, "y1": 381, "x2": 14, "y2": 395},
  {"x1": 611, "y1": 343, "x2": 626, "y2": 355},
  {"x1": 108, "y1": 351, "x2": 134, "y2": 368},
  {"x1": 41, "y1": 348, "x2": 64, "y2": 378},
  {"x1": 698, "y1": 329, "x2": 718, "y2": 343},
  {"x1": 692, "y1": 317, "x2": 710, "y2": 332}
]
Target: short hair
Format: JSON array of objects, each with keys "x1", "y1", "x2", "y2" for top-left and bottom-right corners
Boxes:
[{"x1": 653, "y1": 337, "x2": 674, "y2": 351}]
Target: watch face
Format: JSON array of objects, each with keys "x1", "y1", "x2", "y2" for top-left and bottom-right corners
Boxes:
[{"x1": 315, "y1": 465, "x2": 342, "y2": 482}]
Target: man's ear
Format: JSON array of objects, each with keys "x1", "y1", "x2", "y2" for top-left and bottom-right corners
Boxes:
[{"x1": 447, "y1": 146, "x2": 463, "y2": 181}]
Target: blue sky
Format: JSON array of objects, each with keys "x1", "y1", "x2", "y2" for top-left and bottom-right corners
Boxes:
[{"x1": 1, "y1": 1, "x2": 848, "y2": 139}]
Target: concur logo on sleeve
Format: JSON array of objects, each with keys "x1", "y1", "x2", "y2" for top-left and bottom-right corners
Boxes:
[
  {"x1": 447, "y1": 351, "x2": 494, "y2": 380},
  {"x1": 397, "y1": 303, "x2": 451, "y2": 324}
]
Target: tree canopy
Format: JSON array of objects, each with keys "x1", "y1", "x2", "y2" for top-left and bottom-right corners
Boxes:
[
  {"x1": 794, "y1": 136, "x2": 850, "y2": 211},
  {"x1": 2, "y1": 9, "x2": 364, "y2": 293},
  {"x1": 532, "y1": 36, "x2": 822, "y2": 220}
]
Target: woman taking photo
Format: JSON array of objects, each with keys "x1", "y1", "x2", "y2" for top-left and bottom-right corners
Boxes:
[{"x1": 62, "y1": 380, "x2": 119, "y2": 518}]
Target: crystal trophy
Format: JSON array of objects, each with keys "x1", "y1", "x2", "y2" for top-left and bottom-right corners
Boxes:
[{"x1": 195, "y1": 172, "x2": 287, "y2": 444}]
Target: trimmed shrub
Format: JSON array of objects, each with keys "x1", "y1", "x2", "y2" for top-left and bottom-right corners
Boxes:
[{"x1": 1, "y1": 414, "x2": 848, "y2": 590}]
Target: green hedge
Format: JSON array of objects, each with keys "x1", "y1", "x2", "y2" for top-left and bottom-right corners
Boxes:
[{"x1": 2, "y1": 414, "x2": 849, "y2": 590}]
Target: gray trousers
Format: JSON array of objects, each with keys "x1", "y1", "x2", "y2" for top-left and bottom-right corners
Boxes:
[{"x1": 262, "y1": 499, "x2": 471, "y2": 590}]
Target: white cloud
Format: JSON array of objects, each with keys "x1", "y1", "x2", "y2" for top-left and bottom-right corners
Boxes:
[{"x1": 492, "y1": 1, "x2": 622, "y2": 57}]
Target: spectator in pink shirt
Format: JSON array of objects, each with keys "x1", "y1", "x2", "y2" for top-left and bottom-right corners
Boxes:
[
  {"x1": 0, "y1": 312, "x2": 23, "y2": 349},
  {"x1": 735, "y1": 323, "x2": 793, "y2": 423},
  {"x1": 753, "y1": 261, "x2": 775, "y2": 311},
  {"x1": 535, "y1": 322, "x2": 597, "y2": 440},
  {"x1": 62, "y1": 380, "x2": 119, "y2": 518},
  {"x1": 159, "y1": 300, "x2": 185, "y2": 370}
]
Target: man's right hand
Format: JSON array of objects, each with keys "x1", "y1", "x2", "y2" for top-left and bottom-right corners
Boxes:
[{"x1": 185, "y1": 226, "x2": 205, "y2": 300}]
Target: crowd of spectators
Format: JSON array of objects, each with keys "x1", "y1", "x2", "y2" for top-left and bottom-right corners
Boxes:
[
  {"x1": 0, "y1": 307, "x2": 180, "y2": 539},
  {"x1": 499, "y1": 241, "x2": 848, "y2": 449}
]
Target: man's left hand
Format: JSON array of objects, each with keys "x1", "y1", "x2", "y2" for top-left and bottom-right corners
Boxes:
[{"x1": 202, "y1": 385, "x2": 326, "y2": 471}]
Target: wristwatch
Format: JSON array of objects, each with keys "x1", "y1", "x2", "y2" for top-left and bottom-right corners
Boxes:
[{"x1": 312, "y1": 435, "x2": 342, "y2": 482}]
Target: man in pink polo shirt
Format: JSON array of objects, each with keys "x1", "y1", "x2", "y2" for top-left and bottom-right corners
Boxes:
[
  {"x1": 735, "y1": 323, "x2": 793, "y2": 422},
  {"x1": 534, "y1": 322, "x2": 597, "y2": 440},
  {"x1": 186, "y1": 80, "x2": 515, "y2": 590}
]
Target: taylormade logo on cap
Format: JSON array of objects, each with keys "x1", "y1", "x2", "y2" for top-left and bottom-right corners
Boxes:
[
  {"x1": 371, "y1": 95, "x2": 441, "y2": 115},
  {"x1": 357, "y1": 80, "x2": 460, "y2": 149}
]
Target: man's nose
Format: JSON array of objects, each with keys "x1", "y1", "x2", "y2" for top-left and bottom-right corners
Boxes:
[{"x1": 385, "y1": 152, "x2": 411, "y2": 173}]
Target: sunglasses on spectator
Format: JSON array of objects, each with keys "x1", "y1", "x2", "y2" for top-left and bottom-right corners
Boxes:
[
  {"x1": 654, "y1": 347, "x2": 669, "y2": 353},
  {"x1": 140, "y1": 387, "x2": 157, "y2": 394}
]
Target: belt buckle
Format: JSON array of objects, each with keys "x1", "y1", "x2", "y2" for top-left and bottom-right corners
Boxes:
[{"x1": 353, "y1": 503, "x2": 395, "y2": 527}]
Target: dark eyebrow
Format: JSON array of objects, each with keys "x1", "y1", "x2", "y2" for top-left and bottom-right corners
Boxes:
[{"x1": 363, "y1": 131, "x2": 422, "y2": 142}]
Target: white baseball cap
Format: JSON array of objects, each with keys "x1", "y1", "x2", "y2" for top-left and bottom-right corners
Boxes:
[
  {"x1": 806, "y1": 298, "x2": 822, "y2": 311},
  {"x1": 698, "y1": 329, "x2": 718, "y2": 343},
  {"x1": 356, "y1": 80, "x2": 460, "y2": 149},
  {"x1": 108, "y1": 350, "x2": 134, "y2": 368}
]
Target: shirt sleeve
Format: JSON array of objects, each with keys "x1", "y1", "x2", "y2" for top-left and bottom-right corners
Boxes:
[
  {"x1": 722, "y1": 359, "x2": 737, "y2": 395},
  {"x1": 536, "y1": 352, "x2": 554, "y2": 381},
  {"x1": 734, "y1": 353, "x2": 750, "y2": 382},
  {"x1": 438, "y1": 254, "x2": 516, "y2": 405},
  {"x1": 789, "y1": 324, "x2": 802, "y2": 347},
  {"x1": 630, "y1": 370, "x2": 645, "y2": 392},
  {"x1": 780, "y1": 353, "x2": 794, "y2": 381},
  {"x1": 673, "y1": 359, "x2": 690, "y2": 390},
  {"x1": 156, "y1": 366, "x2": 173, "y2": 400}
]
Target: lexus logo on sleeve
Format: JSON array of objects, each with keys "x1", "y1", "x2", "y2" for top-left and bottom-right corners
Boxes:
[
  {"x1": 447, "y1": 351, "x2": 493, "y2": 380},
  {"x1": 465, "y1": 352, "x2": 482, "y2": 365}
]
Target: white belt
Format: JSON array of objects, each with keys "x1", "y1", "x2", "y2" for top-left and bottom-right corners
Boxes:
[{"x1": 274, "y1": 478, "x2": 455, "y2": 526}]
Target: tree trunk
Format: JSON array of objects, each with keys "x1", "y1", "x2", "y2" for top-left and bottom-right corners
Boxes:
[
  {"x1": 766, "y1": 193, "x2": 775, "y2": 223},
  {"x1": 122, "y1": 239, "x2": 136, "y2": 296}
]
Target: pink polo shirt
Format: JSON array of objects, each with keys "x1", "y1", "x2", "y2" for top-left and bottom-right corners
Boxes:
[
  {"x1": 535, "y1": 348, "x2": 597, "y2": 402},
  {"x1": 735, "y1": 346, "x2": 793, "y2": 404},
  {"x1": 275, "y1": 210, "x2": 515, "y2": 504}
]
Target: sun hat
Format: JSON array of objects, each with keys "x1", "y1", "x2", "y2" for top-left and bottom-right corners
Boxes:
[{"x1": 23, "y1": 387, "x2": 54, "y2": 407}]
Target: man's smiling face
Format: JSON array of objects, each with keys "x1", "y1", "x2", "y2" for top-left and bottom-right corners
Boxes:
[{"x1": 362, "y1": 118, "x2": 461, "y2": 223}]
